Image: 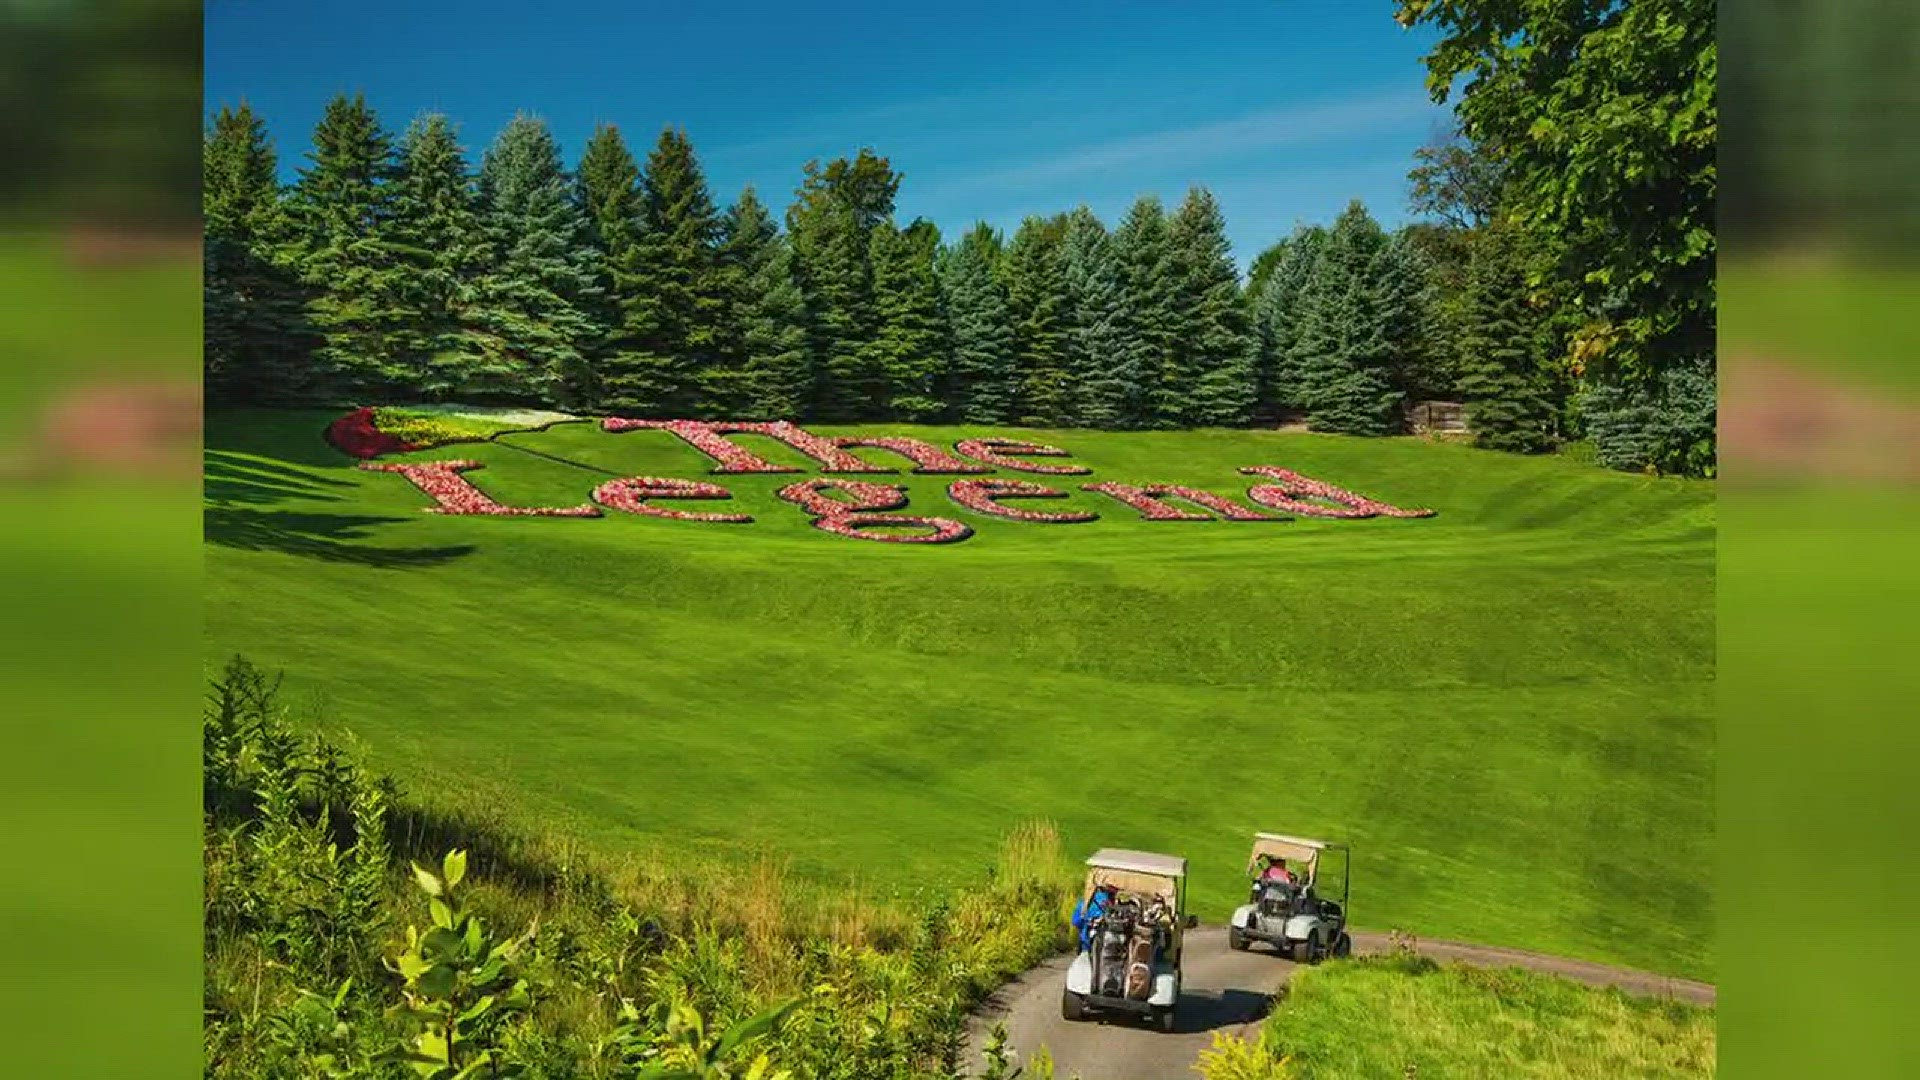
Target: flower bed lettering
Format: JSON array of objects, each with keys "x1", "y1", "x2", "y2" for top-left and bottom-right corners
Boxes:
[
  {"x1": 1081, "y1": 482, "x2": 1274, "y2": 521},
  {"x1": 775, "y1": 478, "x2": 973, "y2": 544},
  {"x1": 1239, "y1": 466, "x2": 1437, "y2": 519},
  {"x1": 953, "y1": 437, "x2": 1092, "y2": 475},
  {"x1": 826, "y1": 436, "x2": 991, "y2": 474},
  {"x1": 338, "y1": 409, "x2": 1441, "y2": 542},
  {"x1": 359, "y1": 460, "x2": 601, "y2": 517},
  {"x1": 602, "y1": 419, "x2": 886, "y2": 473},
  {"x1": 590, "y1": 477, "x2": 752, "y2": 522},
  {"x1": 947, "y1": 479, "x2": 1097, "y2": 523}
]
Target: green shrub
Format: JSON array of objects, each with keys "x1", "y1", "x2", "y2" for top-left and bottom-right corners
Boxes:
[{"x1": 203, "y1": 656, "x2": 1076, "y2": 1079}]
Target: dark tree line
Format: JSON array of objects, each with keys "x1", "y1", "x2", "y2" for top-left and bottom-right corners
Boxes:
[{"x1": 206, "y1": 85, "x2": 1707, "y2": 474}]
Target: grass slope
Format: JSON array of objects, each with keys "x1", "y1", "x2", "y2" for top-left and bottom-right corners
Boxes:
[
  {"x1": 1224, "y1": 956, "x2": 1715, "y2": 1078},
  {"x1": 205, "y1": 411, "x2": 1714, "y2": 977}
]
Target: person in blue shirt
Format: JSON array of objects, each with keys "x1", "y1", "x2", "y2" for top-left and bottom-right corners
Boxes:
[{"x1": 1072, "y1": 885, "x2": 1118, "y2": 952}]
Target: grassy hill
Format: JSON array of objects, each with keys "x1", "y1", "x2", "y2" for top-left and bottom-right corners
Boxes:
[{"x1": 205, "y1": 410, "x2": 1714, "y2": 978}]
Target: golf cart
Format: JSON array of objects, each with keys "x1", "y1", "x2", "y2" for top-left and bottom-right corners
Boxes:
[
  {"x1": 1228, "y1": 832, "x2": 1352, "y2": 963},
  {"x1": 1062, "y1": 848, "x2": 1197, "y2": 1033}
]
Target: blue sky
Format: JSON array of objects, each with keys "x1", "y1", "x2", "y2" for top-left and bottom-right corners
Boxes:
[{"x1": 205, "y1": 0, "x2": 1452, "y2": 266}]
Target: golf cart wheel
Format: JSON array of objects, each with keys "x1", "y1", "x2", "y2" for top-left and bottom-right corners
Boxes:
[
  {"x1": 1155, "y1": 1006, "x2": 1177, "y2": 1033},
  {"x1": 1332, "y1": 931, "x2": 1353, "y2": 959},
  {"x1": 1228, "y1": 926, "x2": 1249, "y2": 951},
  {"x1": 1303, "y1": 931, "x2": 1324, "y2": 965},
  {"x1": 1061, "y1": 990, "x2": 1086, "y2": 1021}
]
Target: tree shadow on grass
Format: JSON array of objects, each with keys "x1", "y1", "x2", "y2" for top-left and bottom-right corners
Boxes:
[
  {"x1": 204, "y1": 449, "x2": 476, "y2": 568},
  {"x1": 205, "y1": 506, "x2": 477, "y2": 568},
  {"x1": 205, "y1": 449, "x2": 356, "y2": 506}
]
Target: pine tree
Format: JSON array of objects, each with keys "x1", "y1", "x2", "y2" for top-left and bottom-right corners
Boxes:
[
  {"x1": 940, "y1": 223, "x2": 1017, "y2": 424},
  {"x1": 785, "y1": 150, "x2": 900, "y2": 420},
  {"x1": 866, "y1": 218, "x2": 949, "y2": 420},
  {"x1": 599, "y1": 126, "x2": 723, "y2": 416},
  {"x1": 1000, "y1": 215, "x2": 1073, "y2": 426},
  {"x1": 1457, "y1": 225, "x2": 1558, "y2": 452},
  {"x1": 1060, "y1": 206, "x2": 1134, "y2": 428},
  {"x1": 1166, "y1": 187, "x2": 1256, "y2": 427},
  {"x1": 389, "y1": 113, "x2": 486, "y2": 399},
  {"x1": 470, "y1": 113, "x2": 603, "y2": 406},
  {"x1": 708, "y1": 186, "x2": 798, "y2": 416},
  {"x1": 204, "y1": 102, "x2": 311, "y2": 403},
  {"x1": 738, "y1": 236, "x2": 814, "y2": 420},
  {"x1": 288, "y1": 93, "x2": 413, "y2": 400},
  {"x1": 1293, "y1": 200, "x2": 1402, "y2": 435},
  {"x1": 1376, "y1": 229, "x2": 1437, "y2": 405},
  {"x1": 573, "y1": 123, "x2": 643, "y2": 362},
  {"x1": 1112, "y1": 196, "x2": 1178, "y2": 428},
  {"x1": 1251, "y1": 225, "x2": 1326, "y2": 419}
]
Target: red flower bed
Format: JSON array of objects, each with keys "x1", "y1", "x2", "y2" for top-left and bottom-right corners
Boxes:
[
  {"x1": 1081, "y1": 482, "x2": 1275, "y2": 521},
  {"x1": 774, "y1": 478, "x2": 910, "y2": 516},
  {"x1": 809, "y1": 513, "x2": 974, "y2": 544},
  {"x1": 326, "y1": 407, "x2": 419, "y2": 460},
  {"x1": 601, "y1": 418, "x2": 895, "y2": 473},
  {"x1": 947, "y1": 479, "x2": 1097, "y2": 523},
  {"x1": 775, "y1": 478, "x2": 972, "y2": 543},
  {"x1": 953, "y1": 438, "x2": 1091, "y2": 474},
  {"x1": 591, "y1": 477, "x2": 752, "y2": 522},
  {"x1": 358, "y1": 459, "x2": 601, "y2": 517},
  {"x1": 827, "y1": 436, "x2": 991, "y2": 474},
  {"x1": 1239, "y1": 466, "x2": 1437, "y2": 519}
]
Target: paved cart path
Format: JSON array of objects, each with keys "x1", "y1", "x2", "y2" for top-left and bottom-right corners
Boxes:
[{"x1": 963, "y1": 928, "x2": 1715, "y2": 1080}]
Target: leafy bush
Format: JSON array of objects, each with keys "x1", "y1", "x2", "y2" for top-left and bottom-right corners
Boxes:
[{"x1": 204, "y1": 656, "x2": 1075, "y2": 1079}]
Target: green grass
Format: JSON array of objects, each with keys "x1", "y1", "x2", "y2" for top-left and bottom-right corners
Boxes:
[
  {"x1": 1240, "y1": 956, "x2": 1714, "y2": 1078},
  {"x1": 205, "y1": 410, "x2": 1714, "y2": 978}
]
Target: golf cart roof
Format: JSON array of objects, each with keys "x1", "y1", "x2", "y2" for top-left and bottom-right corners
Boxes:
[
  {"x1": 1086, "y1": 848, "x2": 1187, "y2": 879},
  {"x1": 1248, "y1": 832, "x2": 1347, "y2": 871}
]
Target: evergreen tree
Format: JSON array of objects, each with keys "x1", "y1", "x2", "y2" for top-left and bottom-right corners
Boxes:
[
  {"x1": 288, "y1": 93, "x2": 413, "y2": 399},
  {"x1": 204, "y1": 102, "x2": 310, "y2": 403},
  {"x1": 940, "y1": 223, "x2": 1017, "y2": 424},
  {"x1": 999, "y1": 215, "x2": 1073, "y2": 426},
  {"x1": 471, "y1": 114, "x2": 603, "y2": 405},
  {"x1": 1376, "y1": 229, "x2": 1438, "y2": 405},
  {"x1": 1059, "y1": 206, "x2": 1134, "y2": 428},
  {"x1": 738, "y1": 237, "x2": 814, "y2": 420},
  {"x1": 1112, "y1": 196, "x2": 1178, "y2": 428},
  {"x1": 600, "y1": 126, "x2": 723, "y2": 416},
  {"x1": 1456, "y1": 225, "x2": 1558, "y2": 452},
  {"x1": 786, "y1": 150, "x2": 900, "y2": 419},
  {"x1": 389, "y1": 113, "x2": 487, "y2": 398},
  {"x1": 1251, "y1": 225, "x2": 1326, "y2": 419},
  {"x1": 709, "y1": 186, "x2": 778, "y2": 415},
  {"x1": 1166, "y1": 187, "x2": 1256, "y2": 427},
  {"x1": 1292, "y1": 200, "x2": 1402, "y2": 435},
  {"x1": 573, "y1": 123, "x2": 643, "y2": 356},
  {"x1": 866, "y1": 218, "x2": 949, "y2": 420}
]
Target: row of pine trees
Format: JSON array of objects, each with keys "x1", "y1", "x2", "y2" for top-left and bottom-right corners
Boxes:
[{"x1": 207, "y1": 94, "x2": 1554, "y2": 442}]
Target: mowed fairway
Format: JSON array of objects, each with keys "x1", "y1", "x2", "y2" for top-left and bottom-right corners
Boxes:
[{"x1": 205, "y1": 411, "x2": 1714, "y2": 978}]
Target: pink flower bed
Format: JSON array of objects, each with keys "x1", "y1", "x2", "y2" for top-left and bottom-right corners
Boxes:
[
  {"x1": 1081, "y1": 482, "x2": 1274, "y2": 521},
  {"x1": 827, "y1": 436, "x2": 991, "y2": 474},
  {"x1": 591, "y1": 477, "x2": 752, "y2": 522},
  {"x1": 601, "y1": 418, "x2": 896, "y2": 473},
  {"x1": 326, "y1": 407, "x2": 419, "y2": 460},
  {"x1": 774, "y1": 478, "x2": 910, "y2": 515},
  {"x1": 359, "y1": 459, "x2": 601, "y2": 517},
  {"x1": 774, "y1": 478, "x2": 972, "y2": 543},
  {"x1": 953, "y1": 438, "x2": 1092, "y2": 475},
  {"x1": 947, "y1": 479, "x2": 1098, "y2": 523},
  {"x1": 1238, "y1": 466, "x2": 1437, "y2": 519}
]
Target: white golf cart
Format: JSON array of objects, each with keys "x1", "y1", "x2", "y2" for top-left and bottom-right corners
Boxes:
[
  {"x1": 1228, "y1": 832, "x2": 1352, "y2": 963},
  {"x1": 1062, "y1": 848, "x2": 1195, "y2": 1033}
]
